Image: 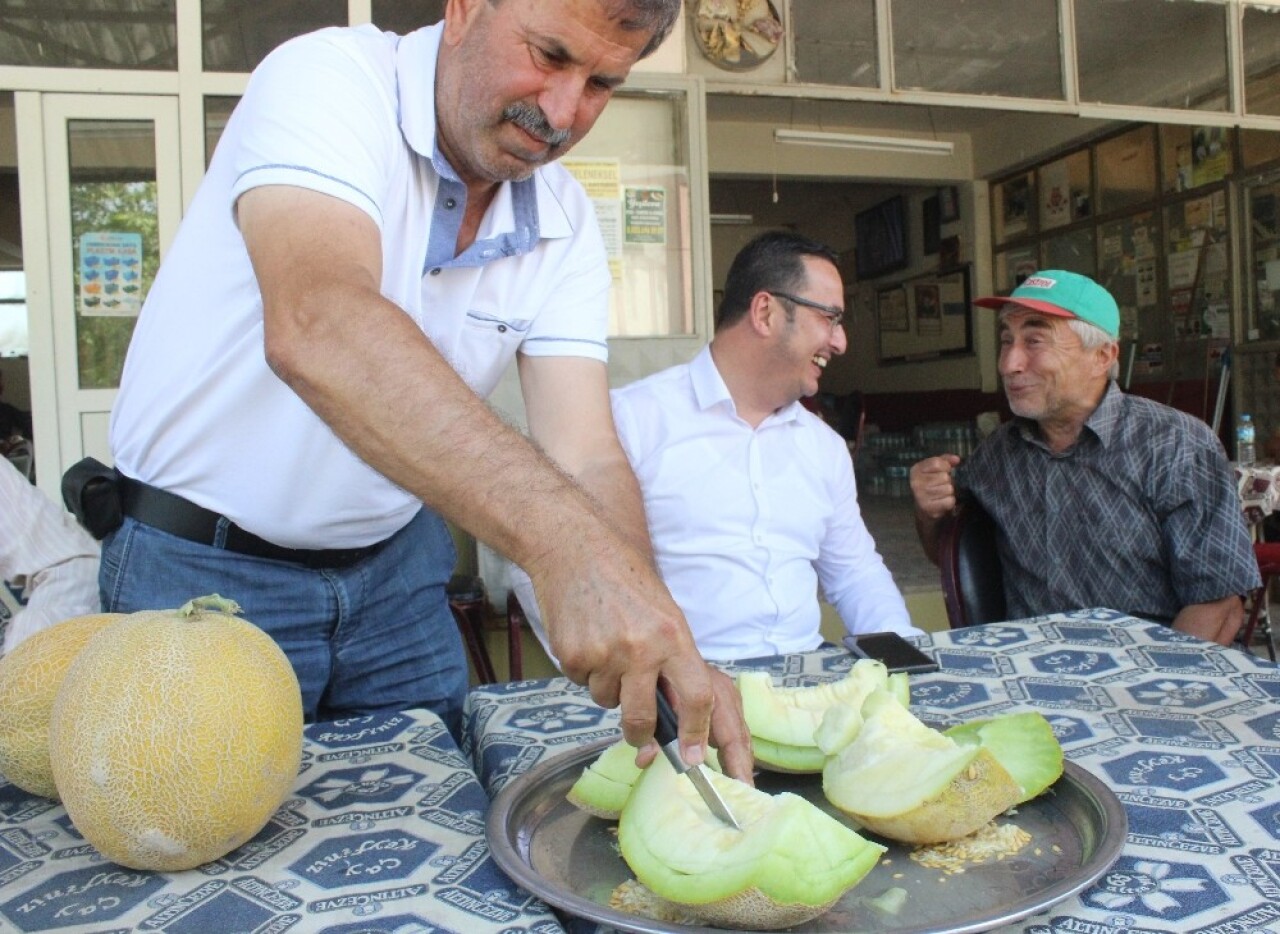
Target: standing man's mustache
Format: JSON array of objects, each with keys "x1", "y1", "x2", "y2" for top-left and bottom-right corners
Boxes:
[{"x1": 503, "y1": 102, "x2": 572, "y2": 147}]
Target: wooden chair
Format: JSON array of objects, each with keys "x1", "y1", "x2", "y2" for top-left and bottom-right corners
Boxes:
[
  {"x1": 1242, "y1": 542, "x2": 1280, "y2": 661},
  {"x1": 936, "y1": 499, "x2": 1007, "y2": 629},
  {"x1": 447, "y1": 573, "x2": 498, "y2": 684}
]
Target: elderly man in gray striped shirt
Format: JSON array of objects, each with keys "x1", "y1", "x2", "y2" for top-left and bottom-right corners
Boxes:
[{"x1": 911, "y1": 270, "x2": 1259, "y2": 646}]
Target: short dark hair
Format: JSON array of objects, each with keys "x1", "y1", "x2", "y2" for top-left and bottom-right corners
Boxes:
[
  {"x1": 715, "y1": 231, "x2": 840, "y2": 330},
  {"x1": 490, "y1": 0, "x2": 680, "y2": 59}
]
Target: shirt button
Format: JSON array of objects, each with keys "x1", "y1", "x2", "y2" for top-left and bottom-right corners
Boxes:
[
  {"x1": 429, "y1": 268, "x2": 441, "y2": 276},
  {"x1": 497, "y1": 324, "x2": 507, "y2": 333},
  {"x1": 445, "y1": 198, "x2": 457, "y2": 209}
]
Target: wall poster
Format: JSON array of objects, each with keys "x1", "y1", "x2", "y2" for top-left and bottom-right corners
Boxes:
[{"x1": 877, "y1": 265, "x2": 972, "y2": 364}]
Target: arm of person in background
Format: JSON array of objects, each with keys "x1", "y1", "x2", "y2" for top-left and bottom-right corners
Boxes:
[
  {"x1": 519, "y1": 354, "x2": 754, "y2": 782},
  {"x1": 818, "y1": 444, "x2": 922, "y2": 637},
  {"x1": 0, "y1": 459, "x2": 100, "y2": 654},
  {"x1": 909, "y1": 454, "x2": 962, "y2": 565},
  {"x1": 238, "y1": 184, "x2": 720, "y2": 770},
  {"x1": 1172, "y1": 595, "x2": 1243, "y2": 646}
]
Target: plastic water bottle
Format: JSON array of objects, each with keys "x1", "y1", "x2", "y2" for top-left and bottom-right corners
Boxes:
[{"x1": 1237, "y1": 413, "x2": 1256, "y2": 466}]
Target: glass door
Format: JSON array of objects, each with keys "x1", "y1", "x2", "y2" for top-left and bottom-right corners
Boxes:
[{"x1": 23, "y1": 94, "x2": 181, "y2": 494}]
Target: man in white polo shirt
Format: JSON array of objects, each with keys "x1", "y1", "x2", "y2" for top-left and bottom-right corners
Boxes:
[{"x1": 101, "y1": 0, "x2": 751, "y2": 776}]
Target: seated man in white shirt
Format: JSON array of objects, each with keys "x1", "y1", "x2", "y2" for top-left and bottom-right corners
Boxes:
[
  {"x1": 0, "y1": 457, "x2": 101, "y2": 655},
  {"x1": 514, "y1": 230, "x2": 919, "y2": 663}
]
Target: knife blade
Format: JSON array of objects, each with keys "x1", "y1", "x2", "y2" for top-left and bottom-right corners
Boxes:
[{"x1": 654, "y1": 690, "x2": 743, "y2": 831}]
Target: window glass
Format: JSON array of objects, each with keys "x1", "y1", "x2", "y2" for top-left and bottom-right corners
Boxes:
[
  {"x1": 1037, "y1": 150, "x2": 1091, "y2": 232},
  {"x1": 1096, "y1": 211, "x2": 1157, "y2": 342},
  {"x1": 1243, "y1": 4, "x2": 1280, "y2": 117},
  {"x1": 891, "y1": 0, "x2": 1061, "y2": 99},
  {"x1": 68, "y1": 119, "x2": 160, "y2": 389},
  {"x1": 1041, "y1": 227, "x2": 1096, "y2": 279},
  {"x1": 1160, "y1": 124, "x2": 1234, "y2": 194},
  {"x1": 1162, "y1": 190, "x2": 1228, "y2": 343},
  {"x1": 992, "y1": 247, "x2": 1038, "y2": 295},
  {"x1": 1077, "y1": 0, "x2": 1228, "y2": 112},
  {"x1": 791, "y1": 0, "x2": 877, "y2": 88},
  {"x1": 559, "y1": 91, "x2": 696, "y2": 337},
  {"x1": 202, "y1": 0, "x2": 346, "y2": 73},
  {"x1": 1244, "y1": 176, "x2": 1280, "y2": 341},
  {"x1": 1096, "y1": 126, "x2": 1157, "y2": 216},
  {"x1": 1242, "y1": 129, "x2": 1280, "y2": 170},
  {"x1": 0, "y1": 1, "x2": 177, "y2": 69},
  {"x1": 203, "y1": 96, "x2": 238, "y2": 168},
  {"x1": 993, "y1": 173, "x2": 1035, "y2": 245},
  {"x1": 371, "y1": 1, "x2": 446, "y2": 35}
]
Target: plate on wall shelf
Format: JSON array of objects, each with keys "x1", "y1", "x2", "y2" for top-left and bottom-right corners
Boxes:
[
  {"x1": 692, "y1": 0, "x2": 784, "y2": 72},
  {"x1": 486, "y1": 737, "x2": 1128, "y2": 934}
]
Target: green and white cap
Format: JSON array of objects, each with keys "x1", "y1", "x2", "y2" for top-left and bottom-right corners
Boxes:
[{"x1": 974, "y1": 269, "x2": 1119, "y2": 339}]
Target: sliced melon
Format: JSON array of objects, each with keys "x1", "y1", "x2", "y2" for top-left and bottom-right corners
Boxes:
[
  {"x1": 739, "y1": 660, "x2": 909, "y2": 773},
  {"x1": 618, "y1": 753, "x2": 884, "y2": 930},
  {"x1": 567, "y1": 739, "x2": 721, "y2": 820},
  {"x1": 822, "y1": 690, "x2": 1021, "y2": 844},
  {"x1": 945, "y1": 712, "x2": 1063, "y2": 803}
]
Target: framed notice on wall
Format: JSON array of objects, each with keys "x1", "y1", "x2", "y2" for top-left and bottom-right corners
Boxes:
[{"x1": 877, "y1": 265, "x2": 973, "y2": 364}]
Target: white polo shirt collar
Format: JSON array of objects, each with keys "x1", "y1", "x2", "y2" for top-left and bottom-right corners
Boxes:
[{"x1": 394, "y1": 23, "x2": 574, "y2": 270}]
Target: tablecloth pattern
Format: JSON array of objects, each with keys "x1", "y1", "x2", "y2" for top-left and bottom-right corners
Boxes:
[
  {"x1": 463, "y1": 609, "x2": 1280, "y2": 934},
  {"x1": 0, "y1": 709, "x2": 566, "y2": 934},
  {"x1": 1235, "y1": 462, "x2": 1280, "y2": 528}
]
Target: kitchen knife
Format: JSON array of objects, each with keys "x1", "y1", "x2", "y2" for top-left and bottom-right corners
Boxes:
[{"x1": 654, "y1": 690, "x2": 743, "y2": 831}]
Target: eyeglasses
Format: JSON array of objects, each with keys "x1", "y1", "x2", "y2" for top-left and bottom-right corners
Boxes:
[{"x1": 768, "y1": 291, "x2": 845, "y2": 330}]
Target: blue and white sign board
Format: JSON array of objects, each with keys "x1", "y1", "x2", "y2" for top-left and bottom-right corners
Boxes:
[{"x1": 78, "y1": 232, "x2": 143, "y2": 317}]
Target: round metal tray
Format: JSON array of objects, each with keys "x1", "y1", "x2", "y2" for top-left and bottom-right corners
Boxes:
[{"x1": 486, "y1": 738, "x2": 1128, "y2": 934}]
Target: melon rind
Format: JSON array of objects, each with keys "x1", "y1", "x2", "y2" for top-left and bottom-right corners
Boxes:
[
  {"x1": 944, "y1": 712, "x2": 1064, "y2": 802},
  {"x1": 48, "y1": 605, "x2": 303, "y2": 870},
  {"x1": 618, "y1": 754, "x2": 884, "y2": 930},
  {"x1": 0, "y1": 613, "x2": 124, "y2": 799}
]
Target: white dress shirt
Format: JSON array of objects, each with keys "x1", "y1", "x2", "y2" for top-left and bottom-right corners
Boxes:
[
  {"x1": 0, "y1": 459, "x2": 101, "y2": 654},
  {"x1": 513, "y1": 346, "x2": 918, "y2": 663}
]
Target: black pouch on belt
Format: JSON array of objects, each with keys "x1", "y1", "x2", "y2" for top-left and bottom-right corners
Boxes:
[{"x1": 60, "y1": 457, "x2": 123, "y2": 540}]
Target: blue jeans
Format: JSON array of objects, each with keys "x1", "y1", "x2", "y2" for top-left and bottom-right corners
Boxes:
[{"x1": 99, "y1": 508, "x2": 468, "y2": 737}]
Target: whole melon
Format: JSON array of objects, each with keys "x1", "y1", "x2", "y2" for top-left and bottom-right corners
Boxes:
[
  {"x1": 0, "y1": 612, "x2": 125, "y2": 799},
  {"x1": 48, "y1": 595, "x2": 303, "y2": 871}
]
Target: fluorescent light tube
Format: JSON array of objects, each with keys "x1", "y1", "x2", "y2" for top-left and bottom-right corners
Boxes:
[
  {"x1": 774, "y1": 128, "x2": 954, "y2": 156},
  {"x1": 710, "y1": 213, "x2": 755, "y2": 225}
]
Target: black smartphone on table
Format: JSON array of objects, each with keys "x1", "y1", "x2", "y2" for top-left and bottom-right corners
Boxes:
[{"x1": 842, "y1": 631, "x2": 939, "y2": 674}]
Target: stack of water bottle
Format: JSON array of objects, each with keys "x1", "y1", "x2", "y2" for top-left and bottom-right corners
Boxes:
[
  {"x1": 858, "y1": 421, "x2": 980, "y2": 498},
  {"x1": 1237, "y1": 413, "x2": 1256, "y2": 467}
]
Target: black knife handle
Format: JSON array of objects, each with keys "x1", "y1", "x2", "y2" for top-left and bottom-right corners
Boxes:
[{"x1": 654, "y1": 689, "x2": 679, "y2": 748}]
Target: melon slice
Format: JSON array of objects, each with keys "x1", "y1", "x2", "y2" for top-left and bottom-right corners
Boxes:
[
  {"x1": 822, "y1": 690, "x2": 1022, "y2": 844},
  {"x1": 568, "y1": 739, "x2": 722, "y2": 820},
  {"x1": 0, "y1": 612, "x2": 125, "y2": 799},
  {"x1": 739, "y1": 660, "x2": 909, "y2": 773},
  {"x1": 618, "y1": 753, "x2": 884, "y2": 930},
  {"x1": 945, "y1": 712, "x2": 1063, "y2": 803}
]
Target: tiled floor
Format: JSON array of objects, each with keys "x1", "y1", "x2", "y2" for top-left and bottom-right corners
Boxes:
[{"x1": 859, "y1": 494, "x2": 940, "y2": 595}]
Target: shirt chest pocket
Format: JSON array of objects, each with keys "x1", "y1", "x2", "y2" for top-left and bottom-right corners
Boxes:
[{"x1": 456, "y1": 310, "x2": 531, "y2": 397}]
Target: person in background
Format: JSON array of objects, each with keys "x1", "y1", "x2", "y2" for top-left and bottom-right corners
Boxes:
[
  {"x1": 910, "y1": 270, "x2": 1258, "y2": 645},
  {"x1": 1, "y1": 458, "x2": 100, "y2": 655},
  {"x1": 100, "y1": 0, "x2": 751, "y2": 779},
  {"x1": 514, "y1": 230, "x2": 919, "y2": 663}
]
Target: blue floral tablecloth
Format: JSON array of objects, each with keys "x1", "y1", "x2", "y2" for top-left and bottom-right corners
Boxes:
[
  {"x1": 0, "y1": 709, "x2": 565, "y2": 933},
  {"x1": 463, "y1": 609, "x2": 1280, "y2": 934}
]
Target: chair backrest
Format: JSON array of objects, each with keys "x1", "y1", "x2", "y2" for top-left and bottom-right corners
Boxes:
[{"x1": 937, "y1": 499, "x2": 1007, "y2": 629}]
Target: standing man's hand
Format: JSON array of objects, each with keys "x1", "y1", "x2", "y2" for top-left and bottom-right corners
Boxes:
[
  {"x1": 529, "y1": 542, "x2": 756, "y2": 780},
  {"x1": 909, "y1": 454, "x2": 962, "y2": 564}
]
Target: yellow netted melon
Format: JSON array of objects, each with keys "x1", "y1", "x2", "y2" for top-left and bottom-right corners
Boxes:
[
  {"x1": 618, "y1": 753, "x2": 884, "y2": 930},
  {"x1": 48, "y1": 595, "x2": 303, "y2": 871},
  {"x1": 822, "y1": 690, "x2": 1022, "y2": 844},
  {"x1": 0, "y1": 612, "x2": 125, "y2": 799}
]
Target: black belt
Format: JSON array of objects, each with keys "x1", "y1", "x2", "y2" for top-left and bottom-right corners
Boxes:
[{"x1": 118, "y1": 476, "x2": 383, "y2": 569}]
